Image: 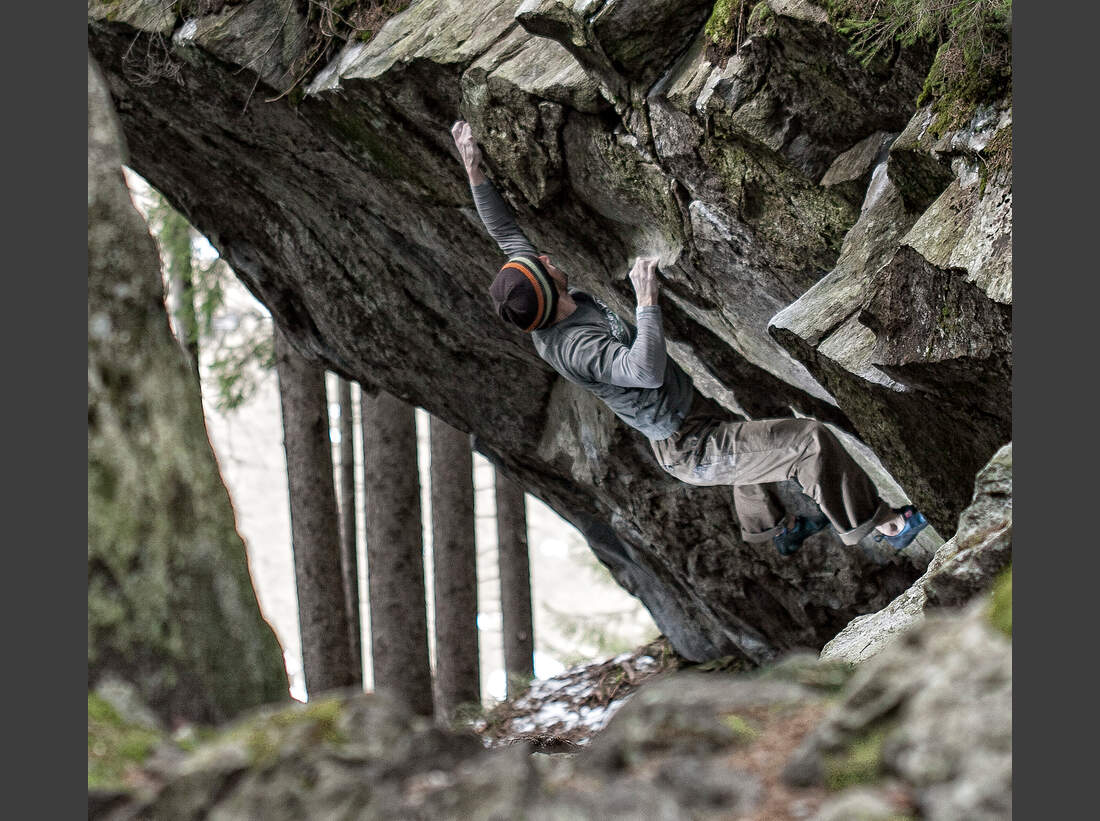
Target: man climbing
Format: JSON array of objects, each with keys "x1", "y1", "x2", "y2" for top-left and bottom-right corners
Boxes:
[{"x1": 451, "y1": 121, "x2": 928, "y2": 555}]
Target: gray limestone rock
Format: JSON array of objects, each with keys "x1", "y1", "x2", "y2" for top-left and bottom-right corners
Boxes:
[
  {"x1": 515, "y1": 0, "x2": 714, "y2": 117},
  {"x1": 820, "y1": 130, "x2": 897, "y2": 206},
  {"x1": 921, "y1": 444, "x2": 1012, "y2": 608},
  {"x1": 94, "y1": 690, "x2": 488, "y2": 820},
  {"x1": 93, "y1": 619, "x2": 1008, "y2": 820},
  {"x1": 786, "y1": 601, "x2": 1011, "y2": 820},
  {"x1": 584, "y1": 670, "x2": 811, "y2": 771},
  {"x1": 87, "y1": 0, "x2": 1002, "y2": 665},
  {"x1": 86, "y1": 4, "x2": 1015, "y2": 816},
  {"x1": 811, "y1": 787, "x2": 906, "y2": 821},
  {"x1": 771, "y1": 102, "x2": 1012, "y2": 535},
  {"x1": 93, "y1": 671, "x2": 775, "y2": 819}
]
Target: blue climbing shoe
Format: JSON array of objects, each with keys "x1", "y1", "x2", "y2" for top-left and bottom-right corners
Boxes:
[
  {"x1": 774, "y1": 513, "x2": 830, "y2": 557},
  {"x1": 874, "y1": 505, "x2": 928, "y2": 550}
]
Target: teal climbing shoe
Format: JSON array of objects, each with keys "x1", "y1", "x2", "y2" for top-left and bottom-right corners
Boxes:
[
  {"x1": 874, "y1": 505, "x2": 929, "y2": 550},
  {"x1": 774, "y1": 513, "x2": 830, "y2": 557}
]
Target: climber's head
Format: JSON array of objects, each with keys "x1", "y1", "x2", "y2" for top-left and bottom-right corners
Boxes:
[{"x1": 489, "y1": 253, "x2": 567, "y2": 332}]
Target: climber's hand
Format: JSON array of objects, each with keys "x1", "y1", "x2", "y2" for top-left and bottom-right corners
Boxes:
[
  {"x1": 451, "y1": 121, "x2": 484, "y2": 184},
  {"x1": 629, "y1": 256, "x2": 660, "y2": 308}
]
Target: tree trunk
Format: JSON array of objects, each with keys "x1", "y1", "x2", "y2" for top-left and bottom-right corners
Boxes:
[
  {"x1": 361, "y1": 390, "x2": 434, "y2": 716},
  {"x1": 429, "y1": 416, "x2": 480, "y2": 718},
  {"x1": 496, "y1": 471, "x2": 534, "y2": 698},
  {"x1": 274, "y1": 326, "x2": 357, "y2": 697},
  {"x1": 336, "y1": 377, "x2": 363, "y2": 686}
]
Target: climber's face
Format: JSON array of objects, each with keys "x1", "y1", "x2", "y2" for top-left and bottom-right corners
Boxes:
[{"x1": 539, "y1": 254, "x2": 568, "y2": 293}]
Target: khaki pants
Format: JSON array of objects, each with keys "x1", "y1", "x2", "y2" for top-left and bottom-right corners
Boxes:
[{"x1": 651, "y1": 391, "x2": 894, "y2": 545}]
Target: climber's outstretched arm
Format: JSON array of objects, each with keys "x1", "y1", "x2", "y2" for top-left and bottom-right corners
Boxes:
[{"x1": 451, "y1": 120, "x2": 537, "y2": 258}]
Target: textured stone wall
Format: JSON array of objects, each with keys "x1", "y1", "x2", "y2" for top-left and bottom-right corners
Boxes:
[{"x1": 87, "y1": 0, "x2": 1010, "y2": 663}]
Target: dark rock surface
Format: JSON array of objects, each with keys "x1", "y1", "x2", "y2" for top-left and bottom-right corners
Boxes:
[{"x1": 86, "y1": 0, "x2": 1011, "y2": 663}]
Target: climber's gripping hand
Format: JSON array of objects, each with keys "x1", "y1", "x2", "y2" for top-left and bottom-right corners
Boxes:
[
  {"x1": 629, "y1": 256, "x2": 660, "y2": 308},
  {"x1": 451, "y1": 121, "x2": 485, "y2": 185}
]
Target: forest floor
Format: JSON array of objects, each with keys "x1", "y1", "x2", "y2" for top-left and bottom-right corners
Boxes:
[{"x1": 464, "y1": 639, "x2": 918, "y2": 820}]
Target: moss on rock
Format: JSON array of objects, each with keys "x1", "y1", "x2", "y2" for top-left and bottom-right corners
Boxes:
[
  {"x1": 754, "y1": 652, "x2": 856, "y2": 694},
  {"x1": 826, "y1": 0, "x2": 1012, "y2": 134},
  {"x1": 88, "y1": 693, "x2": 165, "y2": 790},
  {"x1": 719, "y1": 712, "x2": 761, "y2": 743},
  {"x1": 986, "y1": 565, "x2": 1012, "y2": 638},
  {"x1": 88, "y1": 59, "x2": 289, "y2": 728},
  {"x1": 198, "y1": 695, "x2": 351, "y2": 767},
  {"x1": 705, "y1": 0, "x2": 741, "y2": 49},
  {"x1": 823, "y1": 724, "x2": 889, "y2": 791},
  {"x1": 705, "y1": 1, "x2": 775, "y2": 63}
]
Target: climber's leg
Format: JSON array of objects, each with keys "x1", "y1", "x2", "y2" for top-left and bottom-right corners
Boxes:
[
  {"x1": 731, "y1": 482, "x2": 788, "y2": 543},
  {"x1": 703, "y1": 417, "x2": 895, "y2": 545}
]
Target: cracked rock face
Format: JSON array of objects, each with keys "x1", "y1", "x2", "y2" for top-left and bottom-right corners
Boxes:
[
  {"x1": 88, "y1": 0, "x2": 1008, "y2": 663},
  {"x1": 770, "y1": 102, "x2": 1012, "y2": 535}
]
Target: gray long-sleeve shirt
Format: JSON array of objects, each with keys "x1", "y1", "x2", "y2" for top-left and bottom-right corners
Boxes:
[{"x1": 472, "y1": 180, "x2": 694, "y2": 440}]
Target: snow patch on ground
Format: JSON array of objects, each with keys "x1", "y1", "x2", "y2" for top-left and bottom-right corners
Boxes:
[{"x1": 471, "y1": 641, "x2": 681, "y2": 749}]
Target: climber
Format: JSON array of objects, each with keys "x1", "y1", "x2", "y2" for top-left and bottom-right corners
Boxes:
[{"x1": 451, "y1": 120, "x2": 928, "y2": 555}]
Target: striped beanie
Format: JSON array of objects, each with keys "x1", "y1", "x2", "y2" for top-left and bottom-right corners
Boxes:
[{"x1": 489, "y1": 254, "x2": 559, "y2": 332}]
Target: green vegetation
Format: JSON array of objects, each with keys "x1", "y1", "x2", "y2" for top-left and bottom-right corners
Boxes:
[
  {"x1": 828, "y1": 0, "x2": 1012, "y2": 133},
  {"x1": 88, "y1": 695, "x2": 350, "y2": 789},
  {"x1": 823, "y1": 724, "x2": 889, "y2": 790},
  {"x1": 986, "y1": 564, "x2": 1012, "y2": 638},
  {"x1": 88, "y1": 693, "x2": 164, "y2": 790},
  {"x1": 719, "y1": 712, "x2": 760, "y2": 743},
  {"x1": 205, "y1": 331, "x2": 276, "y2": 411},
  {"x1": 234, "y1": 697, "x2": 349, "y2": 767},
  {"x1": 704, "y1": 1, "x2": 1012, "y2": 136},
  {"x1": 172, "y1": 724, "x2": 220, "y2": 752},
  {"x1": 705, "y1": 0, "x2": 747, "y2": 52},
  {"x1": 705, "y1": 1, "x2": 775, "y2": 59},
  {"x1": 145, "y1": 188, "x2": 275, "y2": 411}
]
